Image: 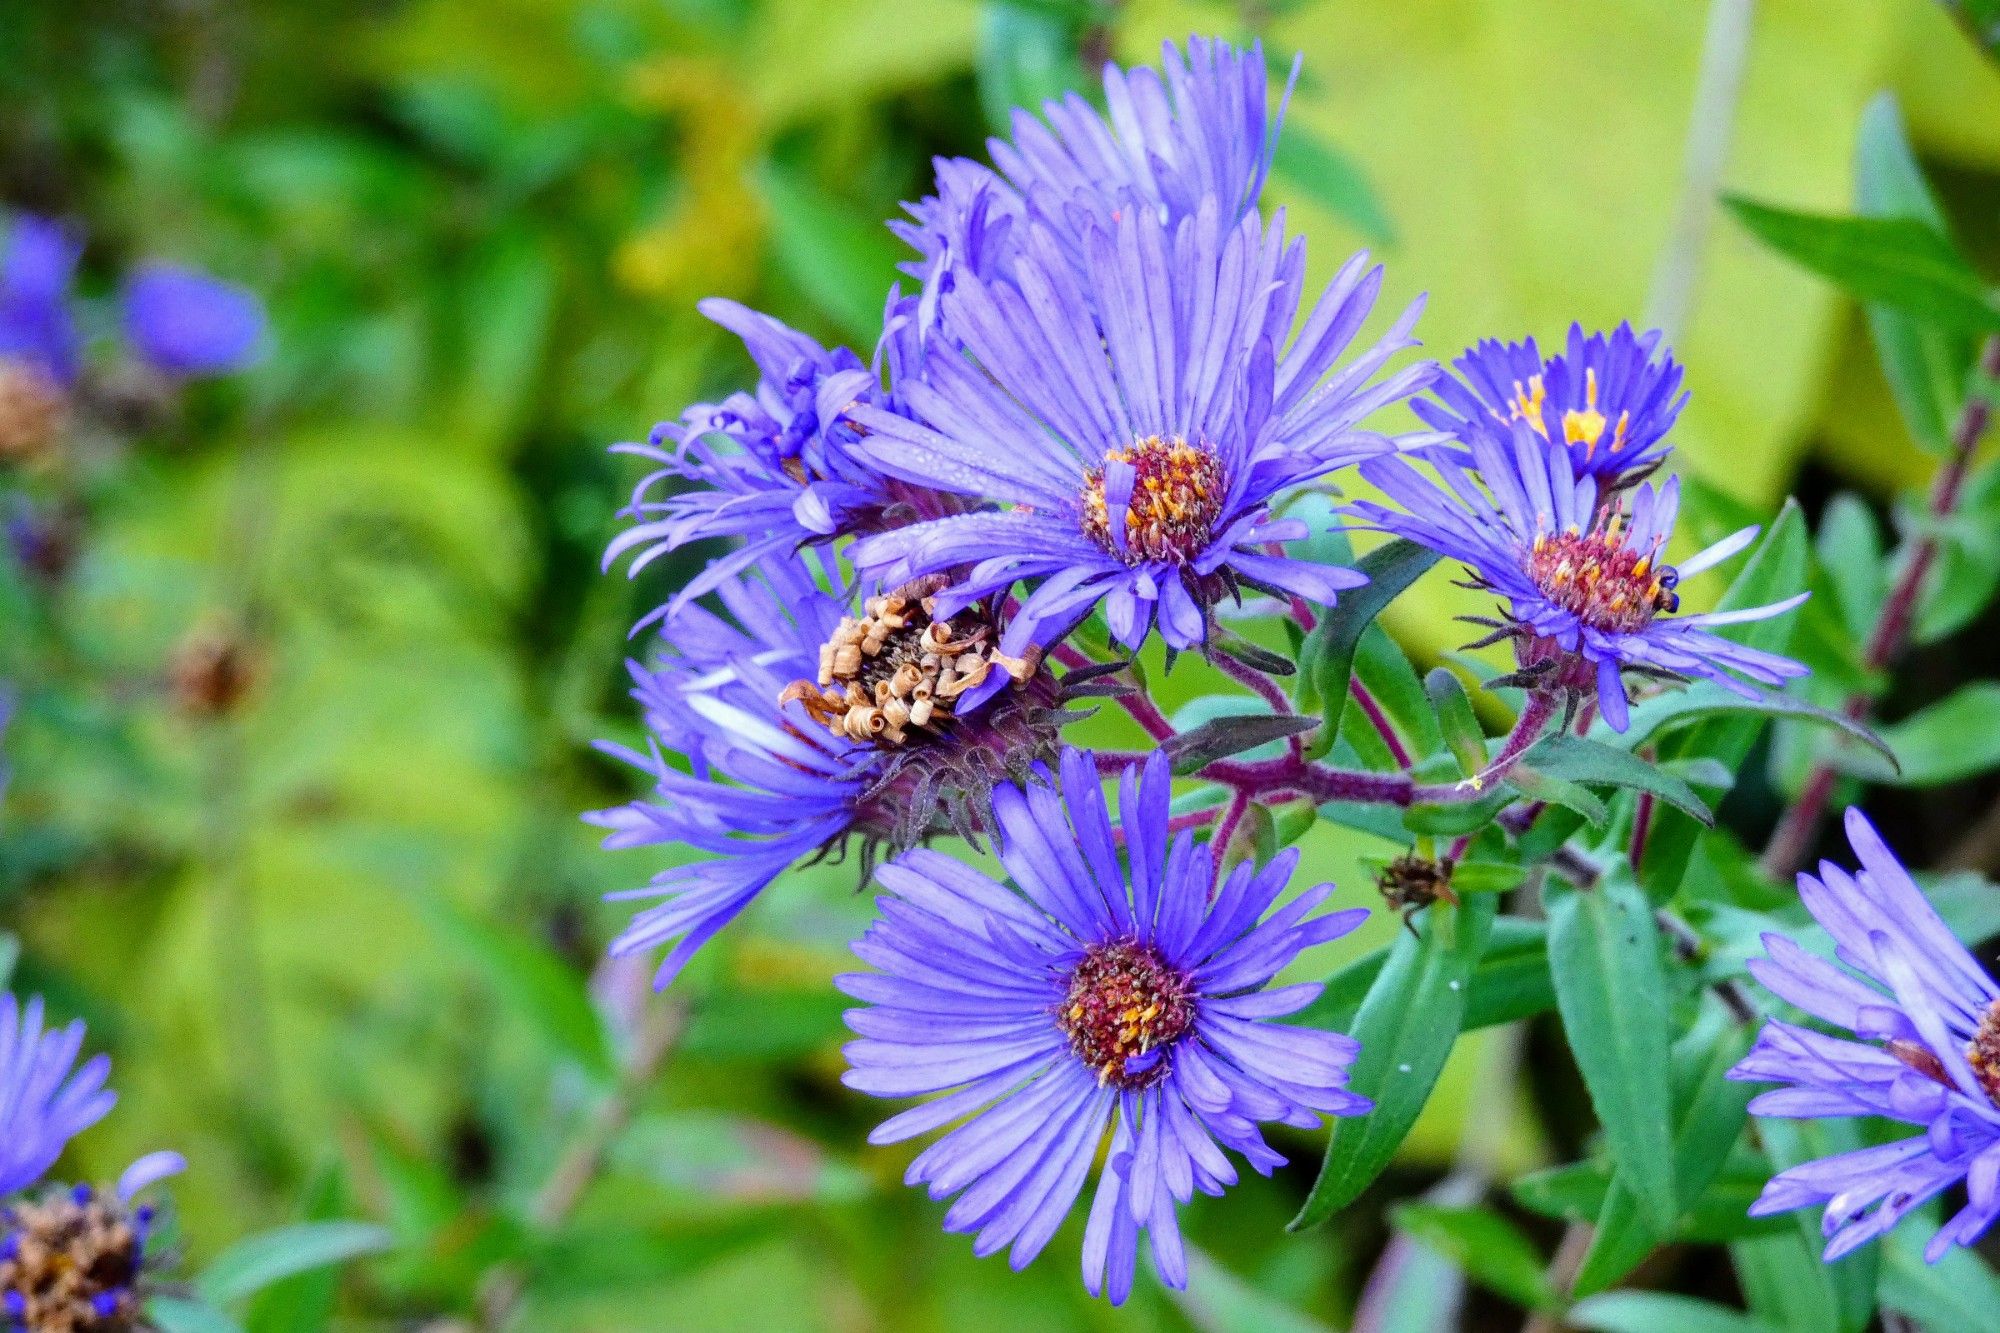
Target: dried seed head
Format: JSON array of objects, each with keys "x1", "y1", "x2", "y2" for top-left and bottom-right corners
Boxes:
[
  {"x1": 782, "y1": 581, "x2": 1034, "y2": 750},
  {"x1": 0, "y1": 360, "x2": 66, "y2": 467},
  {"x1": 1376, "y1": 853, "x2": 1458, "y2": 914},
  {"x1": 0, "y1": 1185, "x2": 153, "y2": 1332}
]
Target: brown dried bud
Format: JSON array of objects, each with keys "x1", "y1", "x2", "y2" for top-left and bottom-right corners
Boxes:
[
  {"x1": 0, "y1": 360, "x2": 66, "y2": 467},
  {"x1": 171, "y1": 621, "x2": 260, "y2": 719}
]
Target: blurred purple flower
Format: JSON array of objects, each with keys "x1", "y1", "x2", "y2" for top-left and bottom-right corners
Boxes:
[
  {"x1": 1734, "y1": 809, "x2": 2000, "y2": 1262},
  {"x1": 840, "y1": 749, "x2": 1370, "y2": 1303},
  {"x1": 0, "y1": 215, "x2": 83, "y2": 386},
  {"x1": 120, "y1": 262, "x2": 266, "y2": 378},
  {"x1": 850, "y1": 196, "x2": 1428, "y2": 657},
  {"x1": 1349, "y1": 420, "x2": 1805, "y2": 730},
  {"x1": 1415, "y1": 324, "x2": 1686, "y2": 486},
  {"x1": 0, "y1": 994, "x2": 116, "y2": 1198}
]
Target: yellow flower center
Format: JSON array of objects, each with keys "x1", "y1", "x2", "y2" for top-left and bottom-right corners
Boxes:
[{"x1": 1079, "y1": 435, "x2": 1225, "y2": 565}]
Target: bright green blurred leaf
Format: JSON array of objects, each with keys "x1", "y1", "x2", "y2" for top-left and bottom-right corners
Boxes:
[
  {"x1": 197, "y1": 1222, "x2": 394, "y2": 1307},
  {"x1": 1272, "y1": 126, "x2": 1396, "y2": 247},
  {"x1": 1725, "y1": 198, "x2": 2000, "y2": 334},
  {"x1": 1867, "y1": 681, "x2": 2000, "y2": 784},
  {"x1": 1391, "y1": 1203, "x2": 1555, "y2": 1310},
  {"x1": 1854, "y1": 94, "x2": 1976, "y2": 455},
  {"x1": 756, "y1": 162, "x2": 906, "y2": 342},
  {"x1": 1570, "y1": 1292, "x2": 1778, "y2": 1333}
]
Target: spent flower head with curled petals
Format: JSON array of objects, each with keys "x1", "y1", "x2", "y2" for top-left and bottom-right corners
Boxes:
[
  {"x1": 588, "y1": 553, "x2": 1068, "y2": 989},
  {"x1": 1732, "y1": 809, "x2": 2000, "y2": 1263},
  {"x1": 839, "y1": 749, "x2": 1370, "y2": 1304},
  {"x1": 1348, "y1": 418, "x2": 1807, "y2": 730},
  {"x1": 1414, "y1": 323, "x2": 1686, "y2": 488},
  {"x1": 850, "y1": 193, "x2": 1430, "y2": 658}
]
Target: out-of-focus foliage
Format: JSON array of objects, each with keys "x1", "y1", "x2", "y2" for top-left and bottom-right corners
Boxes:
[{"x1": 1, "y1": 0, "x2": 1998, "y2": 1328}]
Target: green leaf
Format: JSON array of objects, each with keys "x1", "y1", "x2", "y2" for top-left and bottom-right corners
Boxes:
[
  {"x1": 1166, "y1": 713, "x2": 1321, "y2": 774},
  {"x1": 974, "y1": 3, "x2": 1093, "y2": 136},
  {"x1": 148, "y1": 1298, "x2": 247, "y2": 1333},
  {"x1": 1303, "y1": 918, "x2": 1552, "y2": 1035},
  {"x1": 1854, "y1": 94, "x2": 1976, "y2": 455},
  {"x1": 1425, "y1": 668, "x2": 1486, "y2": 777},
  {"x1": 1570, "y1": 1292, "x2": 1778, "y2": 1333},
  {"x1": 1725, "y1": 197, "x2": 2000, "y2": 334},
  {"x1": 1880, "y1": 1210, "x2": 2000, "y2": 1330},
  {"x1": 1548, "y1": 868, "x2": 1676, "y2": 1231},
  {"x1": 1748, "y1": 1119, "x2": 1879, "y2": 1332},
  {"x1": 1573, "y1": 1008, "x2": 1756, "y2": 1296},
  {"x1": 1523, "y1": 734, "x2": 1713, "y2": 825},
  {"x1": 421, "y1": 897, "x2": 611, "y2": 1076},
  {"x1": 1295, "y1": 539, "x2": 1438, "y2": 735},
  {"x1": 1169, "y1": 1245, "x2": 1333, "y2": 1333},
  {"x1": 1391, "y1": 1203, "x2": 1555, "y2": 1310},
  {"x1": 1813, "y1": 494, "x2": 1886, "y2": 643},
  {"x1": 756, "y1": 162, "x2": 907, "y2": 341},
  {"x1": 197, "y1": 1222, "x2": 394, "y2": 1307},
  {"x1": 1271, "y1": 124, "x2": 1397, "y2": 247},
  {"x1": 1504, "y1": 763, "x2": 1609, "y2": 827},
  {"x1": 1292, "y1": 894, "x2": 1494, "y2": 1229},
  {"x1": 1935, "y1": 0, "x2": 2000, "y2": 63},
  {"x1": 1609, "y1": 681, "x2": 1895, "y2": 772},
  {"x1": 1868, "y1": 681, "x2": 2000, "y2": 785}
]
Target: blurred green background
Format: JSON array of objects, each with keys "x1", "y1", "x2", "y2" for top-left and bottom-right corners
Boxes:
[{"x1": 3, "y1": 0, "x2": 1998, "y2": 1327}]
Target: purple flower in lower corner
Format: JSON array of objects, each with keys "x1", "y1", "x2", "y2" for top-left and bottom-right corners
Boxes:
[
  {"x1": 1349, "y1": 420, "x2": 1806, "y2": 730},
  {"x1": 850, "y1": 195, "x2": 1429, "y2": 659},
  {"x1": 120, "y1": 263, "x2": 266, "y2": 378},
  {"x1": 1733, "y1": 809, "x2": 2000, "y2": 1263},
  {"x1": 839, "y1": 749, "x2": 1370, "y2": 1304},
  {"x1": 0, "y1": 993, "x2": 184, "y2": 1330},
  {"x1": 1414, "y1": 323, "x2": 1686, "y2": 488},
  {"x1": 0, "y1": 993, "x2": 115, "y2": 1197}
]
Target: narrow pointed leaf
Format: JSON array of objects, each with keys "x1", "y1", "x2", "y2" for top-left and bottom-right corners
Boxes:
[
  {"x1": 1292, "y1": 894, "x2": 1493, "y2": 1230},
  {"x1": 1548, "y1": 869, "x2": 1676, "y2": 1231},
  {"x1": 1724, "y1": 198, "x2": 2000, "y2": 334}
]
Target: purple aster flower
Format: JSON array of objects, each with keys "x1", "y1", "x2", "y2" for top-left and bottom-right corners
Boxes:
[
  {"x1": 1414, "y1": 324, "x2": 1686, "y2": 487},
  {"x1": 1732, "y1": 809, "x2": 2000, "y2": 1262},
  {"x1": 0, "y1": 994, "x2": 115, "y2": 1199},
  {"x1": 849, "y1": 197, "x2": 1430, "y2": 657},
  {"x1": 1348, "y1": 420, "x2": 1806, "y2": 730},
  {"x1": 120, "y1": 262, "x2": 266, "y2": 379},
  {"x1": 605, "y1": 292, "x2": 952, "y2": 616},
  {"x1": 840, "y1": 749, "x2": 1370, "y2": 1304},
  {"x1": 0, "y1": 215, "x2": 83, "y2": 387},
  {"x1": 897, "y1": 36, "x2": 1296, "y2": 300},
  {"x1": 590, "y1": 553, "x2": 1065, "y2": 988}
]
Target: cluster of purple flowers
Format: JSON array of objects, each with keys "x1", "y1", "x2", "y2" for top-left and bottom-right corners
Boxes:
[
  {"x1": 0, "y1": 993, "x2": 183, "y2": 1329},
  {"x1": 597, "y1": 29, "x2": 1981, "y2": 1304}
]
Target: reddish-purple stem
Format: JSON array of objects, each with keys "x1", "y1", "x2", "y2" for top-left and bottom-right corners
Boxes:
[
  {"x1": 1350, "y1": 679, "x2": 1413, "y2": 769},
  {"x1": 1763, "y1": 334, "x2": 2000, "y2": 879},
  {"x1": 1209, "y1": 791, "x2": 1252, "y2": 889},
  {"x1": 1211, "y1": 644, "x2": 1296, "y2": 715}
]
